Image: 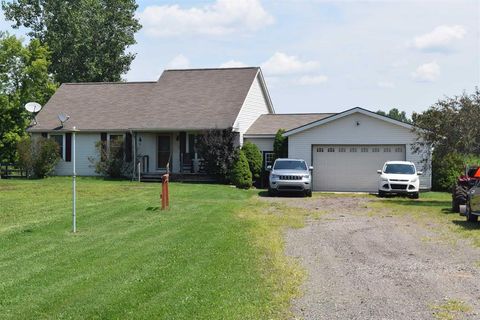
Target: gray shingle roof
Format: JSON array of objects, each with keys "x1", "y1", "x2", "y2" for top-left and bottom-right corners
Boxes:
[
  {"x1": 29, "y1": 67, "x2": 260, "y2": 132},
  {"x1": 245, "y1": 113, "x2": 336, "y2": 136}
]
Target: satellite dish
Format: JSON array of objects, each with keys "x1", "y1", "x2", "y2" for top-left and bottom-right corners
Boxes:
[
  {"x1": 25, "y1": 102, "x2": 42, "y2": 113},
  {"x1": 58, "y1": 112, "x2": 70, "y2": 126}
]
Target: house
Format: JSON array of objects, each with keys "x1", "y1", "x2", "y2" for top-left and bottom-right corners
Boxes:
[{"x1": 28, "y1": 67, "x2": 431, "y2": 191}]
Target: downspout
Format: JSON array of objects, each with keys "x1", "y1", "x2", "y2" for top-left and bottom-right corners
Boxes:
[{"x1": 131, "y1": 130, "x2": 136, "y2": 181}]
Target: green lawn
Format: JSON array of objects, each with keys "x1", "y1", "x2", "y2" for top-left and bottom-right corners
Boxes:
[{"x1": 0, "y1": 178, "x2": 304, "y2": 319}]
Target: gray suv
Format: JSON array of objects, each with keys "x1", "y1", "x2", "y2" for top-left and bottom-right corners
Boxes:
[{"x1": 268, "y1": 158, "x2": 313, "y2": 197}]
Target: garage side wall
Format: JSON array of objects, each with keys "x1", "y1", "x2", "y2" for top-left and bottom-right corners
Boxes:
[
  {"x1": 244, "y1": 137, "x2": 274, "y2": 152},
  {"x1": 287, "y1": 113, "x2": 432, "y2": 190}
]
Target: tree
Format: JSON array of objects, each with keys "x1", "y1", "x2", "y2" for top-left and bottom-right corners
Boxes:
[
  {"x1": 0, "y1": 33, "x2": 57, "y2": 163},
  {"x1": 230, "y1": 149, "x2": 252, "y2": 189},
  {"x1": 377, "y1": 108, "x2": 411, "y2": 123},
  {"x1": 241, "y1": 141, "x2": 262, "y2": 180},
  {"x1": 273, "y1": 129, "x2": 288, "y2": 160},
  {"x1": 2, "y1": 0, "x2": 141, "y2": 83},
  {"x1": 412, "y1": 88, "x2": 480, "y2": 190},
  {"x1": 196, "y1": 128, "x2": 238, "y2": 182}
]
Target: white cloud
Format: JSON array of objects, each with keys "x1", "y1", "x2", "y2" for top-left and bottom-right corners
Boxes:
[
  {"x1": 219, "y1": 60, "x2": 248, "y2": 68},
  {"x1": 413, "y1": 25, "x2": 466, "y2": 50},
  {"x1": 296, "y1": 75, "x2": 328, "y2": 85},
  {"x1": 377, "y1": 81, "x2": 395, "y2": 88},
  {"x1": 261, "y1": 52, "x2": 319, "y2": 75},
  {"x1": 166, "y1": 54, "x2": 190, "y2": 69},
  {"x1": 138, "y1": 0, "x2": 274, "y2": 37},
  {"x1": 412, "y1": 61, "x2": 440, "y2": 82}
]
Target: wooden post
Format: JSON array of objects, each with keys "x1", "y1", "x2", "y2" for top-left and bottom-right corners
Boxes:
[{"x1": 161, "y1": 173, "x2": 169, "y2": 210}]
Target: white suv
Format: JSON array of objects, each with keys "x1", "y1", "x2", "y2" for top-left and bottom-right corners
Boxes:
[
  {"x1": 377, "y1": 161, "x2": 422, "y2": 199},
  {"x1": 268, "y1": 159, "x2": 313, "y2": 197}
]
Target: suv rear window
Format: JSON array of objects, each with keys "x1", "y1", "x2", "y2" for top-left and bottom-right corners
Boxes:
[
  {"x1": 274, "y1": 160, "x2": 307, "y2": 170},
  {"x1": 384, "y1": 164, "x2": 415, "y2": 174}
]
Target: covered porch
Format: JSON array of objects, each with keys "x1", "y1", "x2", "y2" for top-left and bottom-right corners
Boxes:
[{"x1": 132, "y1": 131, "x2": 207, "y2": 181}]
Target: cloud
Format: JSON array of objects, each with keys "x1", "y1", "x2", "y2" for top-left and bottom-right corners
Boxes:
[
  {"x1": 377, "y1": 81, "x2": 395, "y2": 88},
  {"x1": 412, "y1": 61, "x2": 440, "y2": 82},
  {"x1": 219, "y1": 60, "x2": 248, "y2": 68},
  {"x1": 413, "y1": 25, "x2": 466, "y2": 51},
  {"x1": 296, "y1": 75, "x2": 328, "y2": 85},
  {"x1": 138, "y1": 0, "x2": 274, "y2": 37},
  {"x1": 261, "y1": 52, "x2": 319, "y2": 75},
  {"x1": 166, "y1": 54, "x2": 190, "y2": 69}
]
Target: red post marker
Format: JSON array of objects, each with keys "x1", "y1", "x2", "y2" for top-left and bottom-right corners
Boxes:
[{"x1": 161, "y1": 174, "x2": 170, "y2": 210}]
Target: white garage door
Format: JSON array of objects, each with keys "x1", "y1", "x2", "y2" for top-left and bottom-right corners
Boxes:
[{"x1": 312, "y1": 145, "x2": 406, "y2": 192}]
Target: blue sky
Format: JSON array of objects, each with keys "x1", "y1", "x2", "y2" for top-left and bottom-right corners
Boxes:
[{"x1": 1, "y1": 0, "x2": 479, "y2": 115}]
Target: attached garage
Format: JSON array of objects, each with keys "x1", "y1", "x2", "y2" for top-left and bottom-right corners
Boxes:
[
  {"x1": 312, "y1": 144, "x2": 406, "y2": 192},
  {"x1": 284, "y1": 108, "x2": 432, "y2": 192}
]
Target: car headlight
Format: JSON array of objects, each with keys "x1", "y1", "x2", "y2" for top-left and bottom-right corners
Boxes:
[
  {"x1": 381, "y1": 178, "x2": 389, "y2": 182},
  {"x1": 270, "y1": 174, "x2": 279, "y2": 179},
  {"x1": 302, "y1": 174, "x2": 310, "y2": 178},
  {"x1": 410, "y1": 177, "x2": 418, "y2": 183}
]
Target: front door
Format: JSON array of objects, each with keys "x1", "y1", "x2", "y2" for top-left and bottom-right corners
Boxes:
[{"x1": 157, "y1": 135, "x2": 171, "y2": 170}]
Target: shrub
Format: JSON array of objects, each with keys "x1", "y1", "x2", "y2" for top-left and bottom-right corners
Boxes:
[
  {"x1": 241, "y1": 141, "x2": 262, "y2": 180},
  {"x1": 196, "y1": 128, "x2": 237, "y2": 182},
  {"x1": 432, "y1": 152, "x2": 480, "y2": 191},
  {"x1": 17, "y1": 136, "x2": 60, "y2": 178},
  {"x1": 90, "y1": 140, "x2": 131, "y2": 178},
  {"x1": 230, "y1": 149, "x2": 252, "y2": 189},
  {"x1": 273, "y1": 129, "x2": 288, "y2": 159}
]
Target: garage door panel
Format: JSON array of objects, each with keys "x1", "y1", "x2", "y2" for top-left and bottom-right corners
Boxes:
[{"x1": 313, "y1": 145, "x2": 405, "y2": 192}]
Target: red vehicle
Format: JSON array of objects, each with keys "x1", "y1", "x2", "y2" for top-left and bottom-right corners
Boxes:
[{"x1": 452, "y1": 165, "x2": 480, "y2": 212}]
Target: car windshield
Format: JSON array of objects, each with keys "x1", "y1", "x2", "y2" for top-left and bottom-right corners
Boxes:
[
  {"x1": 274, "y1": 160, "x2": 307, "y2": 170},
  {"x1": 384, "y1": 164, "x2": 415, "y2": 174}
]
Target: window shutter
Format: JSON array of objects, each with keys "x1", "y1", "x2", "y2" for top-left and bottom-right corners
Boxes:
[
  {"x1": 100, "y1": 132, "x2": 107, "y2": 161},
  {"x1": 65, "y1": 133, "x2": 72, "y2": 162},
  {"x1": 125, "y1": 132, "x2": 132, "y2": 162}
]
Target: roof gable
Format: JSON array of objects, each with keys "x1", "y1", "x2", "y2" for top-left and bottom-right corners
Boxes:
[{"x1": 284, "y1": 107, "x2": 413, "y2": 137}]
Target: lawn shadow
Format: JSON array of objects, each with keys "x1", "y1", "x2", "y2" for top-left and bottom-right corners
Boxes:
[
  {"x1": 146, "y1": 206, "x2": 159, "y2": 211},
  {"x1": 452, "y1": 220, "x2": 480, "y2": 230}
]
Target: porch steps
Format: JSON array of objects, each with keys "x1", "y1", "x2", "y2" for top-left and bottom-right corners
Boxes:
[{"x1": 140, "y1": 173, "x2": 217, "y2": 183}]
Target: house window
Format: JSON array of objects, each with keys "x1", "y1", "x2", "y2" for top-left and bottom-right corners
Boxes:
[
  {"x1": 361, "y1": 147, "x2": 369, "y2": 152},
  {"x1": 327, "y1": 147, "x2": 335, "y2": 152},
  {"x1": 350, "y1": 147, "x2": 357, "y2": 152},
  {"x1": 109, "y1": 134, "x2": 125, "y2": 159},
  {"x1": 339, "y1": 147, "x2": 346, "y2": 152},
  {"x1": 264, "y1": 152, "x2": 275, "y2": 169},
  {"x1": 317, "y1": 147, "x2": 324, "y2": 152},
  {"x1": 395, "y1": 147, "x2": 403, "y2": 153},
  {"x1": 372, "y1": 147, "x2": 380, "y2": 152},
  {"x1": 49, "y1": 134, "x2": 64, "y2": 159},
  {"x1": 384, "y1": 147, "x2": 391, "y2": 152}
]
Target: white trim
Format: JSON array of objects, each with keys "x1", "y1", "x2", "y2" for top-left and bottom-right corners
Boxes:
[
  {"x1": 48, "y1": 132, "x2": 66, "y2": 160},
  {"x1": 284, "y1": 107, "x2": 414, "y2": 137},
  {"x1": 243, "y1": 134, "x2": 276, "y2": 139}
]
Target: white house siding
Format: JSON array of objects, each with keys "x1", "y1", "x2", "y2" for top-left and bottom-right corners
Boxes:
[
  {"x1": 244, "y1": 137, "x2": 274, "y2": 152},
  {"x1": 136, "y1": 132, "x2": 180, "y2": 174},
  {"x1": 45, "y1": 133, "x2": 100, "y2": 176},
  {"x1": 287, "y1": 112, "x2": 432, "y2": 190},
  {"x1": 234, "y1": 74, "x2": 271, "y2": 144}
]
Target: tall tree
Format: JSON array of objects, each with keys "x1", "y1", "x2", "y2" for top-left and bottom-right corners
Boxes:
[
  {"x1": 0, "y1": 33, "x2": 57, "y2": 162},
  {"x1": 2, "y1": 0, "x2": 141, "y2": 83},
  {"x1": 377, "y1": 108, "x2": 411, "y2": 123}
]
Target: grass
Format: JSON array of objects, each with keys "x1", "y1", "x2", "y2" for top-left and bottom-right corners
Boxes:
[
  {"x1": 0, "y1": 177, "x2": 307, "y2": 319},
  {"x1": 430, "y1": 299, "x2": 472, "y2": 320},
  {"x1": 369, "y1": 192, "x2": 480, "y2": 247}
]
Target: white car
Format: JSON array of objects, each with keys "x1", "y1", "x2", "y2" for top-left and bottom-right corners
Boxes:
[
  {"x1": 377, "y1": 161, "x2": 422, "y2": 199},
  {"x1": 268, "y1": 158, "x2": 313, "y2": 197}
]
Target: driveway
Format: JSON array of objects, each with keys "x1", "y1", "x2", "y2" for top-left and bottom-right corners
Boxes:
[{"x1": 267, "y1": 195, "x2": 480, "y2": 320}]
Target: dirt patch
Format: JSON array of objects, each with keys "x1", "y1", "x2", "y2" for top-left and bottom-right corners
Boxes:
[{"x1": 269, "y1": 195, "x2": 480, "y2": 319}]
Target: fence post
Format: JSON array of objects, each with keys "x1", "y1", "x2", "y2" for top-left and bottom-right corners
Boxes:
[{"x1": 161, "y1": 174, "x2": 169, "y2": 210}]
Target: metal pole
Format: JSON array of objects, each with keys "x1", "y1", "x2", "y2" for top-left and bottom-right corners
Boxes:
[{"x1": 72, "y1": 127, "x2": 77, "y2": 233}]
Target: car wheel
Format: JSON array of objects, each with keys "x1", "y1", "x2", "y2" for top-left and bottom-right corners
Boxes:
[
  {"x1": 268, "y1": 188, "x2": 276, "y2": 197},
  {"x1": 305, "y1": 190, "x2": 312, "y2": 197},
  {"x1": 378, "y1": 190, "x2": 386, "y2": 198},
  {"x1": 409, "y1": 192, "x2": 419, "y2": 199},
  {"x1": 466, "y1": 203, "x2": 478, "y2": 222}
]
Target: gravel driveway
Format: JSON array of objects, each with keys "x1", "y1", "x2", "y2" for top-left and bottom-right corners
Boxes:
[{"x1": 271, "y1": 195, "x2": 480, "y2": 320}]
